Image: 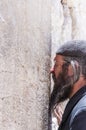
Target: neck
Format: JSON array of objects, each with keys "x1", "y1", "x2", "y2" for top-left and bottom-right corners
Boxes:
[{"x1": 69, "y1": 76, "x2": 86, "y2": 98}]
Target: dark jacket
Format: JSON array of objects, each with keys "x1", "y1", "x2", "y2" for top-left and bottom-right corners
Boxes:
[{"x1": 58, "y1": 86, "x2": 86, "y2": 130}]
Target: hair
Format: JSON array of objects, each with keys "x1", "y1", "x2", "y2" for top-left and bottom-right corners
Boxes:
[{"x1": 56, "y1": 40, "x2": 86, "y2": 79}]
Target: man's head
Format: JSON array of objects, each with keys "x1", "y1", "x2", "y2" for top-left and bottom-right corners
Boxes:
[{"x1": 50, "y1": 40, "x2": 86, "y2": 109}]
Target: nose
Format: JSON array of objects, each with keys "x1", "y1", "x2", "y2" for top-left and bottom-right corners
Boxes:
[{"x1": 50, "y1": 67, "x2": 55, "y2": 74}]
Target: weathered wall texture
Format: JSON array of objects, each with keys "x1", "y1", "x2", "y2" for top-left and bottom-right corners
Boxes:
[
  {"x1": 52, "y1": 0, "x2": 86, "y2": 129},
  {"x1": 0, "y1": 0, "x2": 51, "y2": 130},
  {"x1": 67, "y1": 0, "x2": 86, "y2": 40},
  {"x1": 52, "y1": 0, "x2": 86, "y2": 57},
  {"x1": 51, "y1": 0, "x2": 72, "y2": 60}
]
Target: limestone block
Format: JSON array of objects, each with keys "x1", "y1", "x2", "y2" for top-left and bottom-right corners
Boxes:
[
  {"x1": 52, "y1": 0, "x2": 64, "y2": 58},
  {"x1": 68, "y1": 0, "x2": 86, "y2": 39},
  {"x1": 51, "y1": 0, "x2": 72, "y2": 61},
  {"x1": 0, "y1": 0, "x2": 51, "y2": 130}
]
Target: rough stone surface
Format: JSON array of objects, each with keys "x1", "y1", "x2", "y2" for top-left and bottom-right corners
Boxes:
[
  {"x1": 52, "y1": 0, "x2": 86, "y2": 58},
  {"x1": 68, "y1": 0, "x2": 86, "y2": 40},
  {"x1": 0, "y1": 0, "x2": 51, "y2": 130}
]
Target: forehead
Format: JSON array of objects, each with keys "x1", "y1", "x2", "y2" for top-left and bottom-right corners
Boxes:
[{"x1": 54, "y1": 54, "x2": 64, "y2": 62}]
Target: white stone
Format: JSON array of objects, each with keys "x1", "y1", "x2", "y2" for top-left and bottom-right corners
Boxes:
[{"x1": 0, "y1": 0, "x2": 51, "y2": 130}]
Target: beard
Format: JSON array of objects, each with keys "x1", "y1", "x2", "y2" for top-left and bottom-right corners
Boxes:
[{"x1": 50, "y1": 68, "x2": 73, "y2": 110}]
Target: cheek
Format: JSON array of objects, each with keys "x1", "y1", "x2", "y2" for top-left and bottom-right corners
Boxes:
[{"x1": 55, "y1": 67, "x2": 62, "y2": 78}]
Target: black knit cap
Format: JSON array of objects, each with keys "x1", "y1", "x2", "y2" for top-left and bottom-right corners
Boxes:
[{"x1": 56, "y1": 40, "x2": 86, "y2": 58}]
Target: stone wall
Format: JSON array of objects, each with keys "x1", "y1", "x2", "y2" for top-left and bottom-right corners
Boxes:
[
  {"x1": 52, "y1": 0, "x2": 86, "y2": 56},
  {"x1": 0, "y1": 0, "x2": 51, "y2": 130}
]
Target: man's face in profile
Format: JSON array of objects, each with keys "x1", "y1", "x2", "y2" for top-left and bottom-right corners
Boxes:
[{"x1": 50, "y1": 55, "x2": 72, "y2": 109}]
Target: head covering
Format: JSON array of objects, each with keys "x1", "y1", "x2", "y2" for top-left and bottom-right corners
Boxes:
[{"x1": 56, "y1": 40, "x2": 86, "y2": 58}]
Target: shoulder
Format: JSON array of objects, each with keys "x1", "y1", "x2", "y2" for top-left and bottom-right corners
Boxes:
[
  {"x1": 70, "y1": 110, "x2": 86, "y2": 130},
  {"x1": 70, "y1": 94, "x2": 86, "y2": 130}
]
